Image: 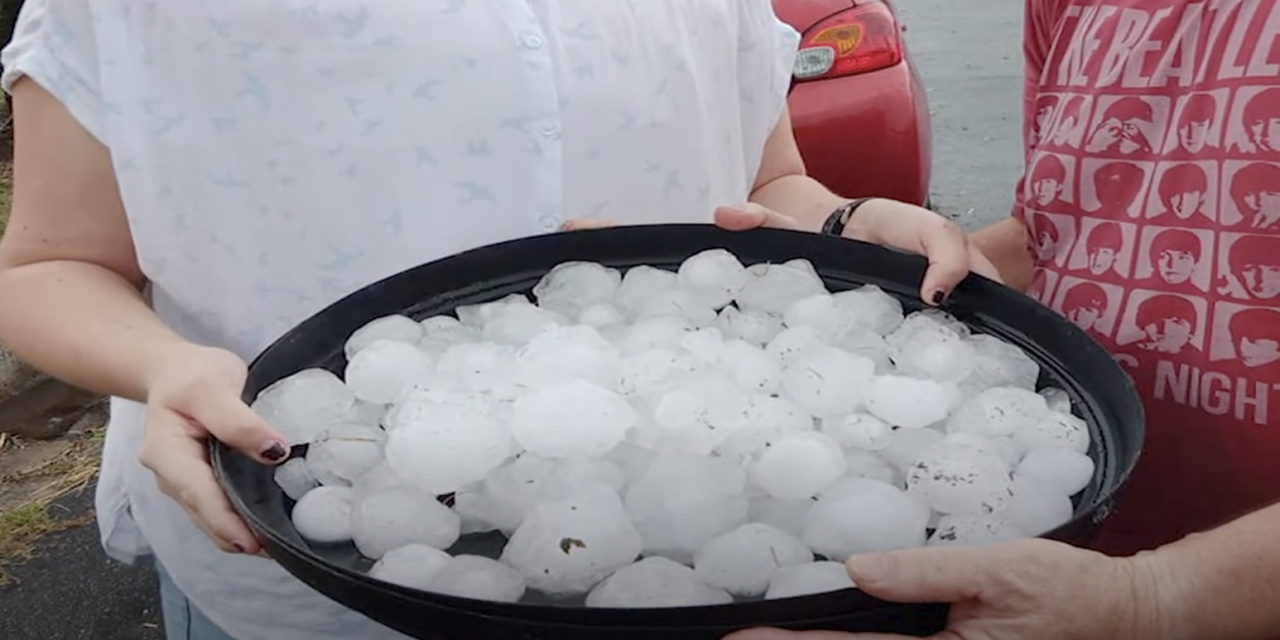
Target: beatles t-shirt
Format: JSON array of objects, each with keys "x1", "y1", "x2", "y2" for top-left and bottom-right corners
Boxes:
[{"x1": 1019, "y1": 0, "x2": 1280, "y2": 556}]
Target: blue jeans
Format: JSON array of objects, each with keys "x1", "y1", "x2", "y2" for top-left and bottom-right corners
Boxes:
[{"x1": 157, "y1": 563, "x2": 240, "y2": 640}]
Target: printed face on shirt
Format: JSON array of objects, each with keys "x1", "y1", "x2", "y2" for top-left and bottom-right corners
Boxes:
[
  {"x1": 1034, "y1": 179, "x2": 1062, "y2": 206},
  {"x1": 1089, "y1": 247, "x2": 1116, "y2": 274},
  {"x1": 1068, "y1": 302, "x2": 1103, "y2": 330},
  {"x1": 1242, "y1": 87, "x2": 1280, "y2": 154},
  {"x1": 1225, "y1": 234, "x2": 1280, "y2": 300},
  {"x1": 1145, "y1": 161, "x2": 1218, "y2": 225},
  {"x1": 1079, "y1": 159, "x2": 1154, "y2": 217},
  {"x1": 1157, "y1": 163, "x2": 1209, "y2": 220},
  {"x1": 1241, "y1": 337, "x2": 1280, "y2": 367},
  {"x1": 1230, "y1": 306, "x2": 1280, "y2": 368},
  {"x1": 1176, "y1": 93, "x2": 1219, "y2": 154},
  {"x1": 1246, "y1": 190, "x2": 1280, "y2": 227},
  {"x1": 1157, "y1": 249, "x2": 1196, "y2": 284},
  {"x1": 1028, "y1": 212, "x2": 1061, "y2": 261},
  {"x1": 1087, "y1": 97, "x2": 1157, "y2": 155},
  {"x1": 1249, "y1": 119, "x2": 1280, "y2": 153},
  {"x1": 1244, "y1": 263, "x2": 1280, "y2": 299},
  {"x1": 1057, "y1": 279, "x2": 1116, "y2": 334},
  {"x1": 1134, "y1": 227, "x2": 1213, "y2": 292},
  {"x1": 1181, "y1": 119, "x2": 1212, "y2": 152},
  {"x1": 1033, "y1": 178, "x2": 1061, "y2": 205},
  {"x1": 1077, "y1": 219, "x2": 1131, "y2": 277},
  {"x1": 1033, "y1": 96, "x2": 1060, "y2": 147},
  {"x1": 1029, "y1": 154, "x2": 1068, "y2": 206},
  {"x1": 1117, "y1": 291, "x2": 1207, "y2": 356},
  {"x1": 1170, "y1": 190, "x2": 1205, "y2": 218},
  {"x1": 1148, "y1": 228, "x2": 1203, "y2": 285},
  {"x1": 1227, "y1": 162, "x2": 1280, "y2": 230},
  {"x1": 1210, "y1": 303, "x2": 1280, "y2": 371},
  {"x1": 1136, "y1": 295, "x2": 1198, "y2": 353},
  {"x1": 1037, "y1": 232, "x2": 1058, "y2": 261}
]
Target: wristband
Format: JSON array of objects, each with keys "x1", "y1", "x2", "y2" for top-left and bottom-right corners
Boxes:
[{"x1": 819, "y1": 197, "x2": 876, "y2": 237}]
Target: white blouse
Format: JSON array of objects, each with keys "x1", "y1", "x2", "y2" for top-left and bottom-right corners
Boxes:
[{"x1": 2, "y1": 0, "x2": 799, "y2": 637}]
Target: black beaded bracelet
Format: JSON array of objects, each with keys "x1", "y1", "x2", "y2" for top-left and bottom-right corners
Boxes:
[{"x1": 819, "y1": 197, "x2": 876, "y2": 237}]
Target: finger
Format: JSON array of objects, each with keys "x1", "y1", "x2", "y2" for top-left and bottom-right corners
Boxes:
[
  {"x1": 184, "y1": 392, "x2": 290, "y2": 465},
  {"x1": 714, "y1": 204, "x2": 804, "y2": 231},
  {"x1": 141, "y1": 411, "x2": 262, "y2": 554},
  {"x1": 967, "y1": 245, "x2": 1004, "y2": 283},
  {"x1": 846, "y1": 547, "x2": 991, "y2": 604},
  {"x1": 914, "y1": 219, "x2": 971, "y2": 304},
  {"x1": 722, "y1": 629, "x2": 914, "y2": 640},
  {"x1": 561, "y1": 218, "x2": 617, "y2": 231}
]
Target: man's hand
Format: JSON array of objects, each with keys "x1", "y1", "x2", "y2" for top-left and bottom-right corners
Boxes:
[{"x1": 723, "y1": 539, "x2": 1168, "y2": 640}]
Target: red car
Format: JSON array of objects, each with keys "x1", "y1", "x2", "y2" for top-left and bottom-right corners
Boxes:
[{"x1": 775, "y1": 0, "x2": 932, "y2": 206}]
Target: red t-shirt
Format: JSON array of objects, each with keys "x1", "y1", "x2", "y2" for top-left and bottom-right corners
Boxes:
[{"x1": 1019, "y1": 0, "x2": 1280, "y2": 557}]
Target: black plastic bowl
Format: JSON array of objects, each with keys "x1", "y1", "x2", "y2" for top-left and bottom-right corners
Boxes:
[{"x1": 212, "y1": 224, "x2": 1144, "y2": 640}]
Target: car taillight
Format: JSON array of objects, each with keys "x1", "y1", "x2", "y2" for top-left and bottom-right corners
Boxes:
[{"x1": 792, "y1": 2, "x2": 904, "y2": 82}]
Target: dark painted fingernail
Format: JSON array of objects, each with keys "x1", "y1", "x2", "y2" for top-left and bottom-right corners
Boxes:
[
  {"x1": 931, "y1": 290, "x2": 947, "y2": 305},
  {"x1": 260, "y1": 442, "x2": 288, "y2": 462}
]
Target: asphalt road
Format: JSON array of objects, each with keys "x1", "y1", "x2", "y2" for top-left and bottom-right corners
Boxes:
[
  {"x1": 0, "y1": 486, "x2": 163, "y2": 640},
  {"x1": 895, "y1": 0, "x2": 1025, "y2": 230},
  {"x1": 0, "y1": 4, "x2": 1025, "y2": 639}
]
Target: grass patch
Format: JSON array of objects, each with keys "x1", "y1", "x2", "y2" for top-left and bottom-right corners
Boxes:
[
  {"x1": 0, "y1": 161, "x2": 11, "y2": 234},
  {"x1": 0, "y1": 430, "x2": 103, "y2": 584}
]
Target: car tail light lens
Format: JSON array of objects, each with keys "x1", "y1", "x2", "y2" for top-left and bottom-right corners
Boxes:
[{"x1": 793, "y1": 2, "x2": 904, "y2": 81}]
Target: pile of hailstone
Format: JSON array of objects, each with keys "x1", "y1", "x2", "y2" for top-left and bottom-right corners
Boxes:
[{"x1": 255, "y1": 250, "x2": 1094, "y2": 607}]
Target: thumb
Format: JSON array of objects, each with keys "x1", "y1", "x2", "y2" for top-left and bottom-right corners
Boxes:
[
  {"x1": 846, "y1": 547, "x2": 989, "y2": 604},
  {"x1": 714, "y1": 204, "x2": 803, "y2": 231},
  {"x1": 186, "y1": 393, "x2": 291, "y2": 465},
  {"x1": 724, "y1": 629, "x2": 912, "y2": 640},
  {"x1": 561, "y1": 218, "x2": 617, "y2": 231}
]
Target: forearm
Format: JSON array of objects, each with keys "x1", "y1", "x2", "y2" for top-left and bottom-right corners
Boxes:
[
  {"x1": 0, "y1": 260, "x2": 196, "y2": 403},
  {"x1": 1136, "y1": 503, "x2": 1280, "y2": 640},
  {"x1": 749, "y1": 174, "x2": 849, "y2": 232},
  {"x1": 969, "y1": 217, "x2": 1034, "y2": 292}
]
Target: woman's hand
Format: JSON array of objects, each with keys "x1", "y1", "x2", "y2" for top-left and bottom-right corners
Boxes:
[
  {"x1": 137, "y1": 344, "x2": 291, "y2": 555},
  {"x1": 712, "y1": 201, "x2": 1002, "y2": 304},
  {"x1": 562, "y1": 199, "x2": 1001, "y2": 305}
]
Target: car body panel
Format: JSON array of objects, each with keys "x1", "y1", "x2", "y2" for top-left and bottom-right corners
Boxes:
[{"x1": 774, "y1": 0, "x2": 932, "y2": 205}]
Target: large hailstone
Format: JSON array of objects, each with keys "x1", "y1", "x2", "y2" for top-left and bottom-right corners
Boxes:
[
  {"x1": 765, "y1": 562, "x2": 857, "y2": 600},
  {"x1": 385, "y1": 397, "x2": 513, "y2": 494},
  {"x1": 510, "y1": 379, "x2": 636, "y2": 458},
  {"x1": 585, "y1": 556, "x2": 733, "y2": 608},
  {"x1": 292, "y1": 486, "x2": 355, "y2": 544},
  {"x1": 499, "y1": 485, "x2": 643, "y2": 596},
  {"x1": 802, "y1": 478, "x2": 930, "y2": 561},
  {"x1": 693, "y1": 523, "x2": 814, "y2": 597},
  {"x1": 781, "y1": 346, "x2": 875, "y2": 418},
  {"x1": 343, "y1": 339, "x2": 434, "y2": 404},
  {"x1": 368, "y1": 544, "x2": 452, "y2": 590},
  {"x1": 350, "y1": 486, "x2": 461, "y2": 559},
  {"x1": 906, "y1": 436, "x2": 1014, "y2": 516}
]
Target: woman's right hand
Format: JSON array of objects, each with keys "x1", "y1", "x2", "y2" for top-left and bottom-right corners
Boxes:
[{"x1": 137, "y1": 344, "x2": 291, "y2": 555}]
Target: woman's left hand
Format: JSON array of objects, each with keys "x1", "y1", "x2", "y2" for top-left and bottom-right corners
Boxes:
[{"x1": 561, "y1": 200, "x2": 1001, "y2": 305}]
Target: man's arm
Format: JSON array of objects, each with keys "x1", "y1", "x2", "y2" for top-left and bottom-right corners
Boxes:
[
  {"x1": 1138, "y1": 503, "x2": 1280, "y2": 640},
  {"x1": 970, "y1": 218, "x2": 1034, "y2": 292}
]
